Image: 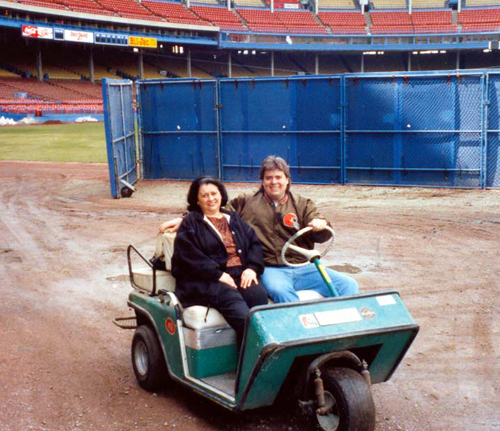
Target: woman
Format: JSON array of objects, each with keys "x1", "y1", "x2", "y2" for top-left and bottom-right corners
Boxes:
[{"x1": 171, "y1": 177, "x2": 268, "y2": 345}]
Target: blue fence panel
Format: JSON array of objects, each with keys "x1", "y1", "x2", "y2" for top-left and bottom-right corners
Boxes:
[
  {"x1": 486, "y1": 73, "x2": 500, "y2": 189},
  {"x1": 344, "y1": 73, "x2": 483, "y2": 188},
  {"x1": 219, "y1": 76, "x2": 342, "y2": 184},
  {"x1": 137, "y1": 79, "x2": 219, "y2": 180},
  {"x1": 102, "y1": 79, "x2": 137, "y2": 198},
  {"x1": 126, "y1": 72, "x2": 500, "y2": 190}
]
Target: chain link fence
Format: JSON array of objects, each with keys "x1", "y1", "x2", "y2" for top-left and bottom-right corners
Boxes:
[{"x1": 130, "y1": 71, "x2": 500, "y2": 189}]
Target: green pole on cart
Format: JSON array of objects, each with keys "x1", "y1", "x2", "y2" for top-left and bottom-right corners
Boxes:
[{"x1": 312, "y1": 257, "x2": 339, "y2": 297}]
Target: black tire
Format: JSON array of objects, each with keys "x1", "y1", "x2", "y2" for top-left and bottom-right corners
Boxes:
[
  {"x1": 131, "y1": 325, "x2": 167, "y2": 392},
  {"x1": 314, "y1": 367, "x2": 375, "y2": 431},
  {"x1": 121, "y1": 187, "x2": 133, "y2": 198}
]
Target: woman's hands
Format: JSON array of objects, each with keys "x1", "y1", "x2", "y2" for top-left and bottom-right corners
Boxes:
[
  {"x1": 219, "y1": 268, "x2": 258, "y2": 289},
  {"x1": 240, "y1": 268, "x2": 258, "y2": 289},
  {"x1": 158, "y1": 217, "x2": 183, "y2": 234},
  {"x1": 219, "y1": 272, "x2": 237, "y2": 289}
]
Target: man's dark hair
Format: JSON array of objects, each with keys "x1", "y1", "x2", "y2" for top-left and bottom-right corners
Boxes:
[
  {"x1": 258, "y1": 155, "x2": 291, "y2": 194},
  {"x1": 187, "y1": 176, "x2": 229, "y2": 212},
  {"x1": 259, "y1": 155, "x2": 291, "y2": 180}
]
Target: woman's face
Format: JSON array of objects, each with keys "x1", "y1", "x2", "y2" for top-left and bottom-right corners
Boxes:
[{"x1": 197, "y1": 183, "x2": 222, "y2": 216}]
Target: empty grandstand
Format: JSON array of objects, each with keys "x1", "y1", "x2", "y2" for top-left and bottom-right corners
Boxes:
[{"x1": 1, "y1": 0, "x2": 500, "y2": 122}]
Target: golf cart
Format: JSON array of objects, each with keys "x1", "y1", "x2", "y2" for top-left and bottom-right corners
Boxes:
[{"x1": 115, "y1": 227, "x2": 419, "y2": 431}]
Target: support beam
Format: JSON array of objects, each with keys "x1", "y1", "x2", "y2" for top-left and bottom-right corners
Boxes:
[
  {"x1": 187, "y1": 49, "x2": 192, "y2": 77},
  {"x1": 89, "y1": 48, "x2": 95, "y2": 83},
  {"x1": 228, "y1": 52, "x2": 232, "y2": 78},
  {"x1": 315, "y1": 54, "x2": 319, "y2": 75},
  {"x1": 407, "y1": 51, "x2": 411, "y2": 72},
  {"x1": 456, "y1": 51, "x2": 460, "y2": 70},
  {"x1": 138, "y1": 50, "x2": 144, "y2": 80},
  {"x1": 271, "y1": 51, "x2": 275, "y2": 77},
  {"x1": 36, "y1": 45, "x2": 43, "y2": 81}
]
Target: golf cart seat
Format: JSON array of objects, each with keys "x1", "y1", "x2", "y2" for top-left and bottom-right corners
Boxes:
[
  {"x1": 130, "y1": 266, "x2": 230, "y2": 329},
  {"x1": 131, "y1": 265, "x2": 324, "y2": 328},
  {"x1": 129, "y1": 233, "x2": 324, "y2": 331}
]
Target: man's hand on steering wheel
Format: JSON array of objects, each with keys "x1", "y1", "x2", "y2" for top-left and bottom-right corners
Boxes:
[
  {"x1": 308, "y1": 218, "x2": 328, "y2": 231},
  {"x1": 281, "y1": 226, "x2": 335, "y2": 267}
]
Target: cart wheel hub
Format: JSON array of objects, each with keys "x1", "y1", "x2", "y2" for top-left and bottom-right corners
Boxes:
[
  {"x1": 316, "y1": 391, "x2": 339, "y2": 430},
  {"x1": 134, "y1": 340, "x2": 149, "y2": 377}
]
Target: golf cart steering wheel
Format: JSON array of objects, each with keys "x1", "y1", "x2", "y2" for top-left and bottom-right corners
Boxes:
[{"x1": 281, "y1": 226, "x2": 335, "y2": 268}]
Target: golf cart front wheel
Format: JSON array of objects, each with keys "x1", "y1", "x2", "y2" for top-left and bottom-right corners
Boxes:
[
  {"x1": 131, "y1": 325, "x2": 167, "y2": 392},
  {"x1": 313, "y1": 367, "x2": 375, "y2": 431}
]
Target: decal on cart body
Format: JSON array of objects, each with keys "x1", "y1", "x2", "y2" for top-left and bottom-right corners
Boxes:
[
  {"x1": 314, "y1": 308, "x2": 362, "y2": 326},
  {"x1": 376, "y1": 295, "x2": 397, "y2": 306},
  {"x1": 360, "y1": 307, "x2": 376, "y2": 319},
  {"x1": 300, "y1": 314, "x2": 320, "y2": 329},
  {"x1": 165, "y1": 317, "x2": 176, "y2": 335}
]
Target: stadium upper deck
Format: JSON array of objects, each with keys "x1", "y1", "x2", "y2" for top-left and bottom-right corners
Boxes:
[
  {"x1": 1, "y1": 0, "x2": 500, "y2": 37},
  {"x1": 1, "y1": 0, "x2": 500, "y2": 114},
  {"x1": 0, "y1": 0, "x2": 498, "y2": 88}
]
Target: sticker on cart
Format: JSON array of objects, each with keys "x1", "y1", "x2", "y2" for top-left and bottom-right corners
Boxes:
[
  {"x1": 165, "y1": 317, "x2": 176, "y2": 335},
  {"x1": 376, "y1": 295, "x2": 397, "y2": 306},
  {"x1": 300, "y1": 314, "x2": 320, "y2": 329},
  {"x1": 314, "y1": 308, "x2": 362, "y2": 326},
  {"x1": 360, "y1": 307, "x2": 376, "y2": 319}
]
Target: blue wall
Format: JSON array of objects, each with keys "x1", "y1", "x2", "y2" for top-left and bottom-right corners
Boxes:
[{"x1": 126, "y1": 71, "x2": 500, "y2": 189}]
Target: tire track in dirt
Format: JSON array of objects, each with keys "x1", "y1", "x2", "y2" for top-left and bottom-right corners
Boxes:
[{"x1": 1, "y1": 161, "x2": 500, "y2": 431}]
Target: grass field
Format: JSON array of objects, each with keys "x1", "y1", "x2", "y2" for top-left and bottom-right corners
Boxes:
[{"x1": 0, "y1": 122, "x2": 107, "y2": 163}]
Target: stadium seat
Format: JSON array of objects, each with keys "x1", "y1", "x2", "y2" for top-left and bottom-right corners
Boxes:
[
  {"x1": 191, "y1": 5, "x2": 246, "y2": 30},
  {"x1": 318, "y1": 11, "x2": 366, "y2": 34},
  {"x1": 233, "y1": 0, "x2": 267, "y2": 8},
  {"x1": 142, "y1": 0, "x2": 209, "y2": 25},
  {"x1": 458, "y1": 8, "x2": 500, "y2": 32},
  {"x1": 370, "y1": 0, "x2": 407, "y2": 9},
  {"x1": 411, "y1": 0, "x2": 447, "y2": 8},
  {"x1": 317, "y1": 0, "x2": 357, "y2": 10}
]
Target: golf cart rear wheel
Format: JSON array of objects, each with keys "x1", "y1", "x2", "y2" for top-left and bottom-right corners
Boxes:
[
  {"x1": 314, "y1": 367, "x2": 375, "y2": 431},
  {"x1": 131, "y1": 325, "x2": 167, "y2": 392}
]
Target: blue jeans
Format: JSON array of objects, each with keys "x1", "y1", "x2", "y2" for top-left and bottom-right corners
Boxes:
[{"x1": 260, "y1": 264, "x2": 359, "y2": 303}]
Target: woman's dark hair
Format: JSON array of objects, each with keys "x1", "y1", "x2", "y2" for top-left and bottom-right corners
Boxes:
[{"x1": 187, "y1": 176, "x2": 228, "y2": 212}]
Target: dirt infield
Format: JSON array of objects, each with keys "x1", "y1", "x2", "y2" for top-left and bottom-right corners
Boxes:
[{"x1": 1, "y1": 160, "x2": 499, "y2": 431}]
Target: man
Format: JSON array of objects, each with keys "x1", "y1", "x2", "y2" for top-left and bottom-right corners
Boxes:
[{"x1": 159, "y1": 155, "x2": 359, "y2": 303}]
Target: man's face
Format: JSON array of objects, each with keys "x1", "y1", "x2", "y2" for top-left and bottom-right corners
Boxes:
[{"x1": 262, "y1": 169, "x2": 289, "y2": 202}]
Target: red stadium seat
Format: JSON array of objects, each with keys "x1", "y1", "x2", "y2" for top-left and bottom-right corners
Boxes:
[{"x1": 191, "y1": 5, "x2": 246, "y2": 30}]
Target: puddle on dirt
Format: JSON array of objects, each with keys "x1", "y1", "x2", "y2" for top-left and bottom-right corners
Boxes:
[{"x1": 328, "y1": 263, "x2": 362, "y2": 274}]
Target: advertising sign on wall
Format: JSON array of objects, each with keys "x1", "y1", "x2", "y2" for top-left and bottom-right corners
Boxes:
[
  {"x1": 22, "y1": 25, "x2": 53, "y2": 39},
  {"x1": 129, "y1": 36, "x2": 157, "y2": 48},
  {"x1": 63, "y1": 29, "x2": 94, "y2": 43}
]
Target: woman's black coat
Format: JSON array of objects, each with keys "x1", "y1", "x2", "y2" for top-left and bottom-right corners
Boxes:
[{"x1": 171, "y1": 209, "x2": 265, "y2": 303}]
